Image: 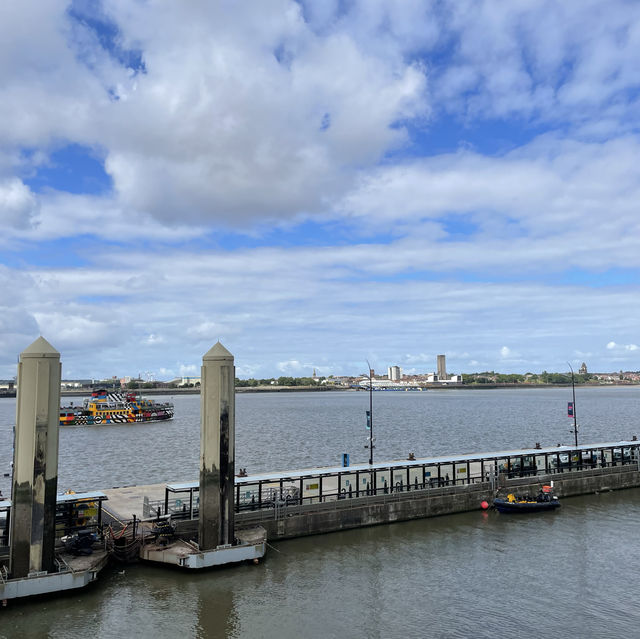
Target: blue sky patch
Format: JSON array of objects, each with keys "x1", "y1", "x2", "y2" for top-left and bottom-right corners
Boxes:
[
  {"x1": 68, "y1": 1, "x2": 146, "y2": 73},
  {"x1": 25, "y1": 144, "x2": 112, "y2": 196},
  {"x1": 557, "y1": 267, "x2": 640, "y2": 288}
]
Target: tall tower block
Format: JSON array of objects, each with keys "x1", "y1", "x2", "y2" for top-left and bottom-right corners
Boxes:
[
  {"x1": 199, "y1": 342, "x2": 236, "y2": 550},
  {"x1": 437, "y1": 354, "x2": 447, "y2": 381},
  {"x1": 10, "y1": 337, "x2": 61, "y2": 578}
]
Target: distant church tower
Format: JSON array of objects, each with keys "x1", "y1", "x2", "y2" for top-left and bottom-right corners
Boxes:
[{"x1": 579, "y1": 362, "x2": 588, "y2": 374}]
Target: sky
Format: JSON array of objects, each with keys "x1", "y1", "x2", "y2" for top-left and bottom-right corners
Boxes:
[{"x1": 1, "y1": 0, "x2": 640, "y2": 381}]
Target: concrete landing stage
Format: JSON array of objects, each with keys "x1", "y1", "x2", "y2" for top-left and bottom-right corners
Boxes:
[
  {"x1": 140, "y1": 527, "x2": 266, "y2": 569},
  {"x1": 1, "y1": 550, "x2": 108, "y2": 602}
]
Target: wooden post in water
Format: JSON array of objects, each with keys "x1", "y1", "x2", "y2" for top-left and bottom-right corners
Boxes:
[
  {"x1": 198, "y1": 342, "x2": 235, "y2": 550},
  {"x1": 9, "y1": 337, "x2": 61, "y2": 578}
]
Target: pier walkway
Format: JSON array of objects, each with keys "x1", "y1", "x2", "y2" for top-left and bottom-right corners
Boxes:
[
  {"x1": 97, "y1": 439, "x2": 640, "y2": 536},
  {"x1": 101, "y1": 483, "x2": 167, "y2": 524}
]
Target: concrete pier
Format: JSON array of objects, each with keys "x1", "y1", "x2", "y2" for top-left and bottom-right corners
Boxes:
[
  {"x1": 139, "y1": 342, "x2": 265, "y2": 570},
  {"x1": 199, "y1": 342, "x2": 235, "y2": 550},
  {"x1": 100, "y1": 439, "x2": 640, "y2": 545},
  {"x1": 99, "y1": 461, "x2": 640, "y2": 547},
  {"x1": 10, "y1": 337, "x2": 61, "y2": 578},
  {"x1": 1, "y1": 339, "x2": 111, "y2": 605},
  {"x1": 238, "y1": 465, "x2": 640, "y2": 540}
]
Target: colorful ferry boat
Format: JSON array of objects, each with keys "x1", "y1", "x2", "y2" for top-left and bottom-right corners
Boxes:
[{"x1": 60, "y1": 390, "x2": 174, "y2": 426}]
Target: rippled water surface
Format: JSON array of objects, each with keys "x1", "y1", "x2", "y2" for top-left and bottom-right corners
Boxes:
[{"x1": 1, "y1": 387, "x2": 640, "y2": 637}]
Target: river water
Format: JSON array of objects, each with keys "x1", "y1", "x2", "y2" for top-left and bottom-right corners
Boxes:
[{"x1": 1, "y1": 387, "x2": 640, "y2": 637}]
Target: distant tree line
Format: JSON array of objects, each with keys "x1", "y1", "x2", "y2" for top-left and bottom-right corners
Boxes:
[
  {"x1": 235, "y1": 376, "x2": 325, "y2": 387},
  {"x1": 121, "y1": 377, "x2": 327, "y2": 389},
  {"x1": 126, "y1": 380, "x2": 164, "y2": 389},
  {"x1": 462, "y1": 372, "x2": 592, "y2": 385}
]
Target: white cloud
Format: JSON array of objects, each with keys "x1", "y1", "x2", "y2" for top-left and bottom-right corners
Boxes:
[
  {"x1": 277, "y1": 360, "x2": 314, "y2": 375},
  {"x1": 500, "y1": 346, "x2": 511, "y2": 358},
  {"x1": 235, "y1": 363, "x2": 263, "y2": 379},
  {"x1": 608, "y1": 341, "x2": 639, "y2": 352},
  {"x1": 101, "y1": 28, "x2": 424, "y2": 224},
  {"x1": 605, "y1": 341, "x2": 639, "y2": 356},
  {"x1": 0, "y1": 304, "x2": 40, "y2": 374},
  {"x1": 31, "y1": 312, "x2": 118, "y2": 351},
  {"x1": 0, "y1": 0, "x2": 121, "y2": 149},
  {"x1": 186, "y1": 321, "x2": 239, "y2": 341},
  {"x1": 340, "y1": 135, "x2": 640, "y2": 229},
  {"x1": 1, "y1": 0, "x2": 639, "y2": 238},
  {"x1": 1, "y1": 1, "x2": 640, "y2": 381},
  {"x1": 434, "y1": 0, "x2": 640, "y2": 126},
  {"x1": 0, "y1": 192, "x2": 205, "y2": 245},
  {"x1": 0, "y1": 1, "x2": 428, "y2": 230},
  {"x1": 0, "y1": 178, "x2": 39, "y2": 228},
  {"x1": 1, "y1": 237, "x2": 636, "y2": 378}
]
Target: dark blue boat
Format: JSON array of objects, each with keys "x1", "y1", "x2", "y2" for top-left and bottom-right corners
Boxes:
[{"x1": 494, "y1": 486, "x2": 560, "y2": 513}]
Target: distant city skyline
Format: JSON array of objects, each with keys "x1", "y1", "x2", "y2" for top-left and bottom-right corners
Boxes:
[
  {"x1": 1, "y1": 2, "x2": 640, "y2": 380},
  {"x1": 6, "y1": 359, "x2": 635, "y2": 386}
]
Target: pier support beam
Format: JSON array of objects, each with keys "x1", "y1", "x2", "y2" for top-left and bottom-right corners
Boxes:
[
  {"x1": 198, "y1": 342, "x2": 235, "y2": 550},
  {"x1": 9, "y1": 337, "x2": 61, "y2": 578}
]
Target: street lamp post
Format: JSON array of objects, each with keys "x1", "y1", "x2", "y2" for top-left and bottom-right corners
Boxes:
[
  {"x1": 568, "y1": 362, "x2": 579, "y2": 448},
  {"x1": 366, "y1": 360, "x2": 374, "y2": 465}
]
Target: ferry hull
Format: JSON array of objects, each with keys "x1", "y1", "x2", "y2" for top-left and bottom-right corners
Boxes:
[{"x1": 60, "y1": 390, "x2": 174, "y2": 426}]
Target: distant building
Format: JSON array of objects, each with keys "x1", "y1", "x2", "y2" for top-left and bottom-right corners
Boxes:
[
  {"x1": 326, "y1": 376, "x2": 351, "y2": 387},
  {"x1": 425, "y1": 373, "x2": 462, "y2": 385},
  {"x1": 60, "y1": 379, "x2": 93, "y2": 389},
  {"x1": 358, "y1": 377, "x2": 411, "y2": 390},
  {"x1": 437, "y1": 355, "x2": 447, "y2": 381},
  {"x1": 388, "y1": 366, "x2": 402, "y2": 381},
  {"x1": 60, "y1": 381, "x2": 83, "y2": 389},
  {"x1": 579, "y1": 362, "x2": 588, "y2": 374}
]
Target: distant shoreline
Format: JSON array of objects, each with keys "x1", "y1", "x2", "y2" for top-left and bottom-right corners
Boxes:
[
  {"x1": 64, "y1": 381, "x2": 640, "y2": 397},
  {"x1": 0, "y1": 382, "x2": 637, "y2": 400}
]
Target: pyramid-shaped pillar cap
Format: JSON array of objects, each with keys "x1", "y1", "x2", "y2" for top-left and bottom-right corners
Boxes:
[
  {"x1": 20, "y1": 336, "x2": 60, "y2": 359},
  {"x1": 203, "y1": 341, "x2": 234, "y2": 361}
]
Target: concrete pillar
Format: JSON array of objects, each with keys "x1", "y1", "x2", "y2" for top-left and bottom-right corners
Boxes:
[
  {"x1": 10, "y1": 337, "x2": 61, "y2": 577},
  {"x1": 198, "y1": 342, "x2": 235, "y2": 550}
]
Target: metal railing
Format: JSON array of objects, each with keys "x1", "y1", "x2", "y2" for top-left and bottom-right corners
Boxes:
[
  {"x1": 155, "y1": 443, "x2": 640, "y2": 523},
  {"x1": 55, "y1": 555, "x2": 74, "y2": 574}
]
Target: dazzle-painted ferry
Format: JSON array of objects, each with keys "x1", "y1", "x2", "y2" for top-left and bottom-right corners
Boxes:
[{"x1": 60, "y1": 390, "x2": 174, "y2": 426}]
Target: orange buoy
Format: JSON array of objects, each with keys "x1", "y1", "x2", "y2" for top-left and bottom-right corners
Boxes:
[{"x1": 480, "y1": 500, "x2": 489, "y2": 510}]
